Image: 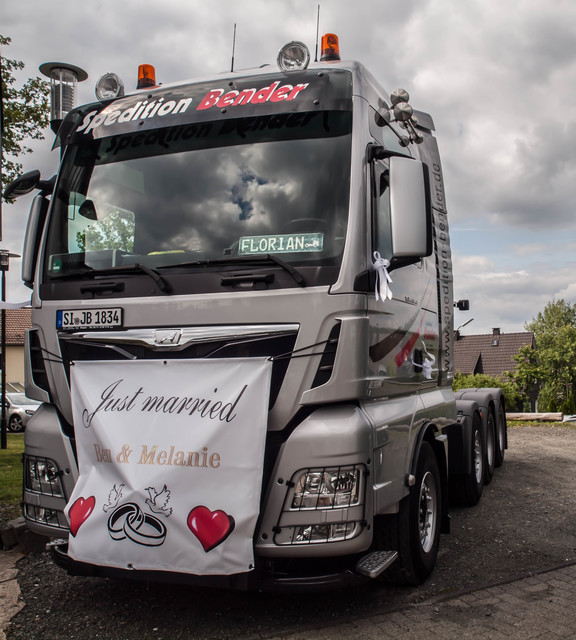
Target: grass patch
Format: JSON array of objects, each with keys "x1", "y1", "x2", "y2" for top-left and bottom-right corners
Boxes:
[
  {"x1": 508, "y1": 420, "x2": 576, "y2": 429},
  {"x1": 0, "y1": 433, "x2": 24, "y2": 525}
]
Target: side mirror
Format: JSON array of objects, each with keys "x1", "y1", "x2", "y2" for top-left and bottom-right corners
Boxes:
[
  {"x1": 3, "y1": 170, "x2": 55, "y2": 201},
  {"x1": 3, "y1": 170, "x2": 42, "y2": 200},
  {"x1": 78, "y1": 199, "x2": 98, "y2": 220},
  {"x1": 455, "y1": 299, "x2": 470, "y2": 311},
  {"x1": 22, "y1": 195, "x2": 50, "y2": 288},
  {"x1": 389, "y1": 156, "x2": 432, "y2": 261}
]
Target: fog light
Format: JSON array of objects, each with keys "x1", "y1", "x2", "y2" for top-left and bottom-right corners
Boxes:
[
  {"x1": 294, "y1": 522, "x2": 357, "y2": 543},
  {"x1": 96, "y1": 72, "x2": 125, "y2": 101},
  {"x1": 277, "y1": 41, "x2": 310, "y2": 71},
  {"x1": 273, "y1": 520, "x2": 362, "y2": 545},
  {"x1": 24, "y1": 504, "x2": 68, "y2": 529}
]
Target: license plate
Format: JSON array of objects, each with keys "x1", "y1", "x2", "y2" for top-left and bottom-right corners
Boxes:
[{"x1": 56, "y1": 308, "x2": 123, "y2": 330}]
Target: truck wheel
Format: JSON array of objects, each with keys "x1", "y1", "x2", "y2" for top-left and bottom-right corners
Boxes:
[
  {"x1": 494, "y1": 399, "x2": 506, "y2": 467},
  {"x1": 450, "y1": 412, "x2": 484, "y2": 506},
  {"x1": 484, "y1": 409, "x2": 496, "y2": 485},
  {"x1": 377, "y1": 441, "x2": 441, "y2": 585}
]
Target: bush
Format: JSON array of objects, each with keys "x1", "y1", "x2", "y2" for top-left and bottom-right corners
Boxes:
[{"x1": 453, "y1": 372, "x2": 523, "y2": 410}]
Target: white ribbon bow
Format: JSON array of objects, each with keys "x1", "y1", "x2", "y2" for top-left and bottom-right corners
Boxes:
[
  {"x1": 373, "y1": 252, "x2": 393, "y2": 301},
  {"x1": 0, "y1": 299, "x2": 31, "y2": 310},
  {"x1": 411, "y1": 342, "x2": 437, "y2": 380}
]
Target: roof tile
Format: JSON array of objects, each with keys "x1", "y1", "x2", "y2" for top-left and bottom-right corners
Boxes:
[
  {"x1": 454, "y1": 330, "x2": 535, "y2": 377},
  {"x1": 3, "y1": 308, "x2": 32, "y2": 346}
]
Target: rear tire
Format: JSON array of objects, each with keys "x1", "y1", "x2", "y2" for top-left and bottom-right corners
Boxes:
[
  {"x1": 494, "y1": 399, "x2": 507, "y2": 467},
  {"x1": 484, "y1": 409, "x2": 496, "y2": 485},
  {"x1": 377, "y1": 441, "x2": 441, "y2": 585},
  {"x1": 450, "y1": 412, "x2": 484, "y2": 506}
]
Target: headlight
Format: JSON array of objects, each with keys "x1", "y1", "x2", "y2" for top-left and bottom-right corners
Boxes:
[
  {"x1": 277, "y1": 41, "x2": 310, "y2": 72},
  {"x1": 291, "y1": 466, "x2": 361, "y2": 509},
  {"x1": 25, "y1": 456, "x2": 64, "y2": 497}
]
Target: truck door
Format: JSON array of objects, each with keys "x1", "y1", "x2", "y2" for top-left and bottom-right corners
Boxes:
[
  {"x1": 366, "y1": 155, "x2": 439, "y2": 396},
  {"x1": 363, "y1": 150, "x2": 440, "y2": 514}
]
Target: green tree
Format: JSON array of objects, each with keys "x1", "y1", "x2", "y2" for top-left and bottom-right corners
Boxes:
[
  {"x1": 1, "y1": 35, "x2": 50, "y2": 199},
  {"x1": 76, "y1": 211, "x2": 135, "y2": 253},
  {"x1": 510, "y1": 344, "x2": 539, "y2": 411},
  {"x1": 519, "y1": 299, "x2": 576, "y2": 413}
]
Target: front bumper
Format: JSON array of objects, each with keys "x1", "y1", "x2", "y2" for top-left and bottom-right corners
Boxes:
[{"x1": 50, "y1": 541, "x2": 369, "y2": 591}]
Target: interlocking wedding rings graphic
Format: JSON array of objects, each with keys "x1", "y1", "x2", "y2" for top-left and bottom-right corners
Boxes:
[{"x1": 107, "y1": 503, "x2": 167, "y2": 546}]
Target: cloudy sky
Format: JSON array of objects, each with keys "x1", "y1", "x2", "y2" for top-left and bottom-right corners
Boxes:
[{"x1": 1, "y1": 0, "x2": 575, "y2": 335}]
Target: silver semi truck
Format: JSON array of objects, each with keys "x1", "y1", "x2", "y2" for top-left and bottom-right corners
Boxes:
[{"x1": 8, "y1": 35, "x2": 507, "y2": 590}]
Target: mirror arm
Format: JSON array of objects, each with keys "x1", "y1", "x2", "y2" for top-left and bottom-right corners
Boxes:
[
  {"x1": 38, "y1": 175, "x2": 56, "y2": 197},
  {"x1": 368, "y1": 145, "x2": 412, "y2": 162}
]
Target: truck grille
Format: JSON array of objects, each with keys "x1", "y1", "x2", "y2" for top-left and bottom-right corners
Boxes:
[{"x1": 58, "y1": 327, "x2": 298, "y2": 409}]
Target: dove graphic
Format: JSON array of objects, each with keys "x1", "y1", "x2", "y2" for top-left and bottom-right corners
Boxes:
[
  {"x1": 145, "y1": 485, "x2": 173, "y2": 517},
  {"x1": 102, "y1": 483, "x2": 125, "y2": 512}
]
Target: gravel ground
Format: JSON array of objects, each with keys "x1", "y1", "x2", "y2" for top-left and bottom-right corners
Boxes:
[{"x1": 6, "y1": 425, "x2": 576, "y2": 640}]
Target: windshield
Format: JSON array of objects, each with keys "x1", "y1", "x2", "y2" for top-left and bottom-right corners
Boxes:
[{"x1": 43, "y1": 110, "x2": 352, "y2": 283}]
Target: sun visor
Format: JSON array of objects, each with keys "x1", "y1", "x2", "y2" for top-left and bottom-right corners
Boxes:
[{"x1": 55, "y1": 69, "x2": 353, "y2": 149}]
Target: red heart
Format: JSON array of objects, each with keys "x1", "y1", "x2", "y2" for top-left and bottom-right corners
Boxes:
[
  {"x1": 69, "y1": 496, "x2": 96, "y2": 537},
  {"x1": 187, "y1": 505, "x2": 235, "y2": 552}
]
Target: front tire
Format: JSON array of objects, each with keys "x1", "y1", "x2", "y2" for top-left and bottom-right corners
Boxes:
[{"x1": 378, "y1": 441, "x2": 442, "y2": 585}]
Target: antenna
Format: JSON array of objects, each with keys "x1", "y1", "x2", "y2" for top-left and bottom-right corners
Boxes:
[
  {"x1": 231, "y1": 23, "x2": 237, "y2": 73},
  {"x1": 314, "y1": 5, "x2": 320, "y2": 62}
]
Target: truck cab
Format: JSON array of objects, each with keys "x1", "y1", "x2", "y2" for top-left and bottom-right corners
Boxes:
[{"x1": 10, "y1": 36, "x2": 505, "y2": 590}]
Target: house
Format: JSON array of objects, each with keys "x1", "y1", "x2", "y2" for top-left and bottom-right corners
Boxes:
[
  {"x1": 454, "y1": 327, "x2": 535, "y2": 377},
  {"x1": 1, "y1": 308, "x2": 32, "y2": 389},
  {"x1": 454, "y1": 327, "x2": 537, "y2": 410}
]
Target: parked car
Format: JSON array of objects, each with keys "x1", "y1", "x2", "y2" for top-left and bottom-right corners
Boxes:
[{"x1": 4, "y1": 393, "x2": 41, "y2": 433}]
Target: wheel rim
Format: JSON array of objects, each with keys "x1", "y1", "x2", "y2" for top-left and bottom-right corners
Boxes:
[
  {"x1": 9, "y1": 417, "x2": 22, "y2": 431},
  {"x1": 473, "y1": 430, "x2": 483, "y2": 483},
  {"x1": 418, "y1": 470, "x2": 437, "y2": 553}
]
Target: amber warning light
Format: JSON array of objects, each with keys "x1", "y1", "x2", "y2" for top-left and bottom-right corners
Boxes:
[
  {"x1": 137, "y1": 64, "x2": 157, "y2": 89},
  {"x1": 320, "y1": 33, "x2": 341, "y2": 61}
]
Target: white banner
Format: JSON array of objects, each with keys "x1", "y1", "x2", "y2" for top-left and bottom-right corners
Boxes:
[
  {"x1": 66, "y1": 358, "x2": 272, "y2": 575},
  {"x1": 0, "y1": 299, "x2": 31, "y2": 309}
]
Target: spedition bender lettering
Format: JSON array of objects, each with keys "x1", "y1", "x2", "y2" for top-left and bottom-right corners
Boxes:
[{"x1": 76, "y1": 80, "x2": 310, "y2": 135}]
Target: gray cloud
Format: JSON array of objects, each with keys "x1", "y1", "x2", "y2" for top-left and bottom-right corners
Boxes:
[{"x1": 2, "y1": 0, "x2": 576, "y2": 331}]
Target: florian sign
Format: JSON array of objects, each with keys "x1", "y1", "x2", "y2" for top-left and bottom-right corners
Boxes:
[{"x1": 66, "y1": 358, "x2": 272, "y2": 575}]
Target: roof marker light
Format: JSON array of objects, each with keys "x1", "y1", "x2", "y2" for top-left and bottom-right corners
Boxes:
[
  {"x1": 137, "y1": 64, "x2": 157, "y2": 89},
  {"x1": 277, "y1": 41, "x2": 311, "y2": 72},
  {"x1": 95, "y1": 73, "x2": 125, "y2": 101},
  {"x1": 320, "y1": 33, "x2": 340, "y2": 61}
]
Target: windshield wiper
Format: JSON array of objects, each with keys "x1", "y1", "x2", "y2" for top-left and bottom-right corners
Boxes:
[
  {"x1": 97, "y1": 263, "x2": 172, "y2": 293},
  {"x1": 51, "y1": 263, "x2": 172, "y2": 294},
  {"x1": 159, "y1": 254, "x2": 306, "y2": 287}
]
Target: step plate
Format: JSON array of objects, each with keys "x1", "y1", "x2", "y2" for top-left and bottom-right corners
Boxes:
[{"x1": 355, "y1": 550, "x2": 398, "y2": 579}]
